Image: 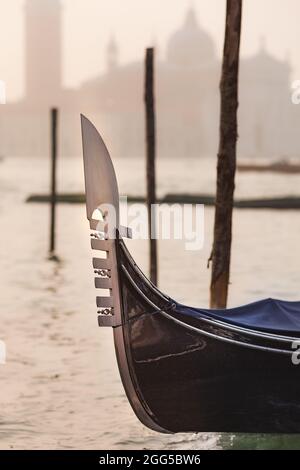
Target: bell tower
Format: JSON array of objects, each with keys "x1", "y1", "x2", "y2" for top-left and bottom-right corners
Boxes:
[
  {"x1": 25, "y1": 0, "x2": 62, "y2": 106},
  {"x1": 106, "y1": 36, "x2": 119, "y2": 71}
]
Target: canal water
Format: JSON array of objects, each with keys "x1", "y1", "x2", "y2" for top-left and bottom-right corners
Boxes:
[{"x1": 0, "y1": 156, "x2": 300, "y2": 449}]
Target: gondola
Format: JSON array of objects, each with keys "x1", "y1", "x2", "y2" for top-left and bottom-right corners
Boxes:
[{"x1": 81, "y1": 114, "x2": 300, "y2": 434}]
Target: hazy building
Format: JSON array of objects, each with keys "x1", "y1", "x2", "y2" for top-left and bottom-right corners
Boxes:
[
  {"x1": 25, "y1": 0, "x2": 62, "y2": 108},
  {"x1": 0, "y1": 2, "x2": 299, "y2": 159},
  {"x1": 78, "y1": 8, "x2": 220, "y2": 158},
  {"x1": 239, "y1": 40, "x2": 292, "y2": 158}
]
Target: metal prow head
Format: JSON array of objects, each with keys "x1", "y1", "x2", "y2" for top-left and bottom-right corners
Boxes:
[
  {"x1": 81, "y1": 114, "x2": 121, "y2": 327},
  {"x1": 80, "y1": 114, "x2": 120, "y2": 230}
]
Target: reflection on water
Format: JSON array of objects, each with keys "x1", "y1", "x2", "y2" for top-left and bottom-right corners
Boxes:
[{"x1": 1, "y1": 157, "x2": 300, "y2": 449}]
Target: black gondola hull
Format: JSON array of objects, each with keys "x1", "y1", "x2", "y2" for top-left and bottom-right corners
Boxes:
[
  {"x1": 122, "y1": 318, "x2": 300, "y2": 432},
  {"x1": 117, "y1": 240, "x2": 300, "y2": 433},
  {"x1": 81, "y1": 115, "x2": 300, "y2": 434}
]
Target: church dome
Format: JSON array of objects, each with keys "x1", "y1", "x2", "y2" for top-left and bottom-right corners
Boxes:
[{"x1": 166, "y1": 8, "x2": 216, "y2": 67}]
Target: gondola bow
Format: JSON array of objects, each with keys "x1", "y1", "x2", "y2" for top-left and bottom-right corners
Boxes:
[{"x1": 81, "y1": 114, "x2": 300, "y2": 433}]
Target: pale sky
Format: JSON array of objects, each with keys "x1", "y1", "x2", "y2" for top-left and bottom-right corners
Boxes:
[{"x1": 1, "y1": 0, "x2": 300, "y2": 101}]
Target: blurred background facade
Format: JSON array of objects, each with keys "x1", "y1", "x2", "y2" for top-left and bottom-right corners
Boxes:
[{"x1": 0, "y1": 0, "x2": 298, "y2": 159}]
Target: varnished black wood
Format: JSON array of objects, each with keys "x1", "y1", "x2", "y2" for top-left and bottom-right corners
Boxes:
[{"x1": 114, "y1": 240, "x2": 300, "y2": 433}]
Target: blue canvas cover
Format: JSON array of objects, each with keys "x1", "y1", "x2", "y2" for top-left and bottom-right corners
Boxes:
[{"x1": 176, "y1": 298, "x2": 300, "y2": 335}]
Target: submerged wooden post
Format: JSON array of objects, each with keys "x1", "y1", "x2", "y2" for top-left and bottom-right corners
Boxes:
[
  {"x1": 210, "y1": 0, "x2": 242, "y2": 308},
  {"x1": 144, "y1": 48, "x2": 158, "y2": 285},
  {"x1": 49, "y1": 107, "x2": 58, "y2": 258}
]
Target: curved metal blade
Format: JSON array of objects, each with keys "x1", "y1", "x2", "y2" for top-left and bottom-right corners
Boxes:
[{"x1": 80, "y1": 114, "x2": 119, "y2": 223}]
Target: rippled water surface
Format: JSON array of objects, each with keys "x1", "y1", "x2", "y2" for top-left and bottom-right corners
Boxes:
[{"x1": 1, "y1": 156, "x2": 300, "y2": 449}]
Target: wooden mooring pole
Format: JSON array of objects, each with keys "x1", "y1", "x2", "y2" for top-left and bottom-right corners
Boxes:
[
  {"x1": 49, "y1": 107, "x2": 58, "y2": 259},
  {"x1": 144, "y1": 48, "x2": 158, "y2": 285},
  {"x1": 209, "y1": 0, "x2": 242, "y2": 308}
]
